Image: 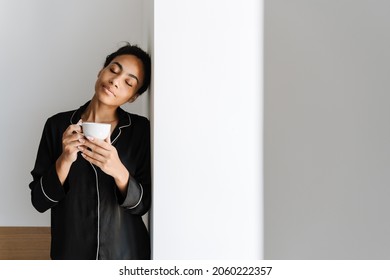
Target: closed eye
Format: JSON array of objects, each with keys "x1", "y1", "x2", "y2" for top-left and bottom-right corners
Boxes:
[{"x1": 110, "y1": 67, "x2": 119, "y2": 74}]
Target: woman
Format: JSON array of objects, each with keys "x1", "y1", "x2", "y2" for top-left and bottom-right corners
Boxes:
[{"x1": 29, "y1": 43, "x2": 152, "y2": 260}]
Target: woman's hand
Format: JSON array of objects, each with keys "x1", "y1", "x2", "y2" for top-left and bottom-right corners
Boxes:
[
  {"x1": 56, "y1": 119, "x2": 84, "y2": 185},
  {"x1": 61, "y1": 120, "x2": 85, "y2": 164},
  {"x1": 80, "y1": 136, "x2": 129, "y2": 194}
]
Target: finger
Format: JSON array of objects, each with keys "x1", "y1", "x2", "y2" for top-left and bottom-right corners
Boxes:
[
  {"x1": 62, "y1": 132, "x2": 85, "y2": 153},
  {"x1": 85, "y1": 136, "x2": 112, "y2": 151},
  {"x1": 71, "y1": 120, "x2": 83, "y2": 131},
  {"x1": 81, "y1": 150, "x2": 104, "y2": 167},
  {"x1": 63, "y1": 144, "x2": 82, "y2": 156},
  {"x1": 65, "y1": 124, "x2": 83, "y2": 136},
  {"x1": 68, "y1": 120, "x2": 83, "y2": 133},
  {"x1": 64, "y1": 132, "x2": 85, "y2": 144},
  {"x1": 86, "y1": 146, "x2": 106, "y2": 161},
  {"x1": 81, "y1": 142, "x2": 108, "y2": 158},
  {"x1": 63, "y1": 141, "x2": 85, "y2": 154}
]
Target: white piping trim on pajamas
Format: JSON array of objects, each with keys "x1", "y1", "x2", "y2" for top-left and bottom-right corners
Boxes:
[
  {"x1": 40, "y1": 177, "x2": 58, "y2": 203},
  {"x1": 69, "y1": 108, "x2": 100, "y2": 259},
  {"x1": 90, "y1": 163, "x2": 100, "y2": 260},
  {"x1": 68, "y1": 108, "x2": 132, "y2": 259},
  {"x1": 127, "y1": 183, "x2": 144, "y2": 209},
  {"x1": 111, "y1": 113, "x2": 131, "y2": 145},
  {"x1": 69, "y1": 110, "x2": 77, "y2": 125}
]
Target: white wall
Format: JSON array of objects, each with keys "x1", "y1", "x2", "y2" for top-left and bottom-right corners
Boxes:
[
  {"x1": 0, "y1": 0, "x2": 151, "y2": 226},
  {"x1": 265, "y1": 0, "x2": 390, "y2": 259},
  {"x1": 152, "y1": 0, "x2": 263, "y2": 259}
]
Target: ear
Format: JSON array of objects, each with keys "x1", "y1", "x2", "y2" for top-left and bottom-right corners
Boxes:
[
  {"x1": 97, "y1": 69, "x2": 102, "y2": 77},
  {"x1": 128, "y1": 94, "x2": 139, "y2": 103}
]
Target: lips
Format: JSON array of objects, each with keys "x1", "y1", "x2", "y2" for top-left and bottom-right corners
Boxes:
[{"x1": 102, "y1": 85, "x2": 116, "y2": 97}]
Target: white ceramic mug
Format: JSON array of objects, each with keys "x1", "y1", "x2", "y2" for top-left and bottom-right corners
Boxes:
[{"x1": 81, "y1": 122, "x2": 111, "y2": 140}]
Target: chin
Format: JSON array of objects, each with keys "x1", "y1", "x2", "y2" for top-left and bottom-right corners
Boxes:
[{"x1": 94, "y1": 93, "x2": 116, "y2": 106}]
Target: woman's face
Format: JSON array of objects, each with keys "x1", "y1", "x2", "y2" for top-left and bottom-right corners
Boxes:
[{"x1": 94, "y1": 54, "x2": 144, "y2": 106}]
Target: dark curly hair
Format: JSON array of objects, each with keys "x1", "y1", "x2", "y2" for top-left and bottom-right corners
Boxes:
[{"x1": 104, "y1": 43, "x2": 151, "y2": 95}]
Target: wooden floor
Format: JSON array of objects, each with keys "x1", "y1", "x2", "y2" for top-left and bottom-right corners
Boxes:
[{"x1": 0, "y1": 227, "x2": 51, "y2": 260}]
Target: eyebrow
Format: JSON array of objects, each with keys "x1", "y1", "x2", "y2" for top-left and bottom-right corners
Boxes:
[{"x1": 112, "y1": 62, "x2": 139, "y2": 84}]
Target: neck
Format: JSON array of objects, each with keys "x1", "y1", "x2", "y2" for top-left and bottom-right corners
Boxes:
[{"x1": 82, "y1": 97, "x2": 118, "y2": 123}]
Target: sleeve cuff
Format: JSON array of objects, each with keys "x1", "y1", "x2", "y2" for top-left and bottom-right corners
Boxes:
[
  {"x1": 118, "y1": 176, "x2": 143, "y2": 209},
  {"x1": 40, "y1": 165, "x2": 66, "y2": 203}
]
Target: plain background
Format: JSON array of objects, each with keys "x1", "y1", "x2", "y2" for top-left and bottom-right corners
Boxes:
[
  {"x1": 0, "y1": 0, "x2": 152, "y2": 226},
  {"x1": 265, "y1": 0, "x2": 390, "y2": 259},
  {"x1": 152, "y1": 0, "x2": 263, "y2": 259}
]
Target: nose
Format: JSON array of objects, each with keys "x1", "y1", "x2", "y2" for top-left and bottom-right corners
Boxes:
[{"x1": 109, "y1": 78, "x2": 119, "y2": 88}]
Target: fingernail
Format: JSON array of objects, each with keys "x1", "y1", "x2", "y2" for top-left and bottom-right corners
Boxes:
[
  {"x1": 77, "y1": 119, "x2": 83, "y2": 125},
  {"x1": 86, "y1": 136, "x2": 94, "y2": 141}
]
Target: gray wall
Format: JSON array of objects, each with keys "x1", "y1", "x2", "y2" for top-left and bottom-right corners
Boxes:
[
  {"x1": 265, "y1": 0, "x2": 390, "y2": 259},
  {"x1": 0, "y1": 0, "x2": 151, "y2": 226}
]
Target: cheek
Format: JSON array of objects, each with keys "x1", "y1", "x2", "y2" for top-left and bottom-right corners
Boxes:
[
  {"x1": 94, "y1": 74, "x2": 104, "y2": 89},
  {"x1": 94, "y1": 80, "x2": 101, "y2": 92},
  {"x1": 119, "y1": 88, "x2": 137, "y2": 100}
]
